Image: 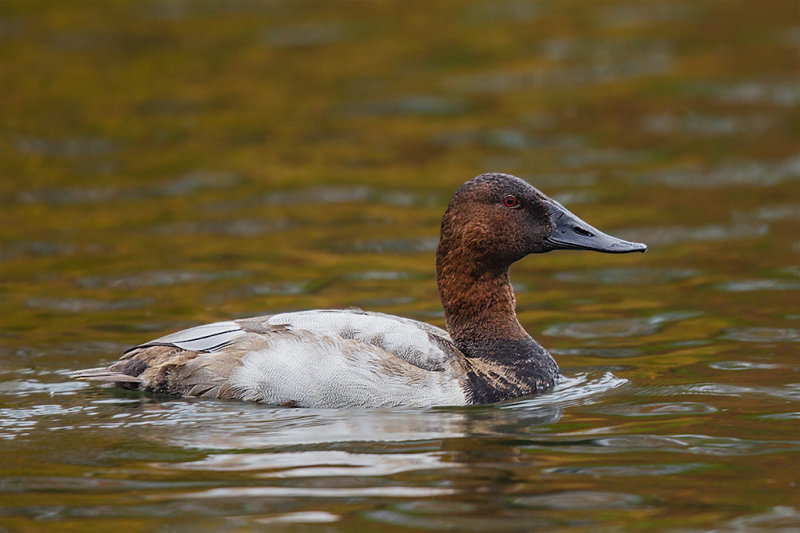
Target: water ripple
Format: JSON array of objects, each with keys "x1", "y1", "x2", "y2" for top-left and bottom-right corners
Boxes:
[
  {"x1": 264, "y1": 185, "x2": 371, "y2": 204},
  {"x1": 726, "y1": 505, "x2": 800, "y2": 532},
  {"x1": 154, "y1": 404, "x2": 472, "y2": 450},
  {"x1": 16, "y1": 170, "x2": 240, "y2": 205},
  {"x1": 344, "y1": 95, "x2": 467, "y2": 117},
  {"x1": 514, "y1": 490, "x2": 646, "y2": 509},
  {"x1": 0, "y1": 404, "x2": 90, "y2": 440},
  {"x1": 150, "y1": 218, "x2": 293, "y2": 237},
  {"x1": 552, "y1": 347, "x2": 643, "y2": 358},
  {"x1": 714, "y1": 80, "x2": 800, "y2": 106},
  {"x1": 617, "y1": 222, "x2": 769, "y2": 246},
  {"x1": 722, "y1": 327, "x2": 800, "y2": 343},
  {"x1": 172, "y1": 485, "x2": 453, "y2": 500},
  {"x1": 758, "y1": 412, "x2": 800, "y2": 421},
  {"x1": 635, "y1": 156, "x2": 800, "y2": 188},
  {"x1": 643, "y1": 112, "x2": 773, "y2": 136},
  {"x1": 594, "y1": 402, "x2": 718, "y2": 417},
  {"x1": 346, "y1": 270, "x2": 409, "y2": 281},
  {"x1": 0, "y1": 476, "x2": 208, "y2": 494},
  {"x1": 506, "y1": 372, "x2": 628, "y2": 410},
  {"x1": 258, "y1": 186, "x2": 437, "y2": 208},
  {"x1": 0, "y1": 241, "x2": 77, "y2": 259},
  {"x1": 14, "y1": 136, "x2": 115, "y2": 158},
  {"x1": 0, "y1": 379, "x2": 88, "y2": 397},
  {"x1": 554, "y1": 434, "x2": 800, "y2": 456},
  {"x1": 249, "y1": 281, "x2": 311, "y2": 296},
  {"x1": 555, "y1": 266, "x2": 700, "y2": 286},
  {"x1": 165, "y1": 449, "x2": 448, "y2": 478},
  {"x1": 365, "y1": 509, "x2": 553, "y2": 531},
  {"x1": 252, "y1": 511, "x2": 339, "y2": 525},
  {"x1": 637, "y1": 382, "x2": 800, "y2": 401},
  {"x1": 264, "y1": 23, "x2": 344, "y2": 48},
  {"x1": 716, "y1": 279, "x2": 800, "y2": 292},
  {"x1": 78, "y1": 270, "x2": 245, "y2": 289},
  {"x1": 25, "y1": 297, "x2": 152, "y2": 312},
  {"x1": 710, "y1": 361, "x2": 781, "y2": 371},
  {"x1": 748, "y1": 203, "x2": 800, "y2": 221},
  {"x1": 546, "y1": 463, "x2": 707, "y2": 477},
  {"x1": 449, "y1": 45, "x2": 671, "y2": 93},
  {"x1": 544, "y1": 311, "x2": 698, "y2": 339},
  {"x1": 351, "y1": 236, "x2": 439, "y2": 253}
]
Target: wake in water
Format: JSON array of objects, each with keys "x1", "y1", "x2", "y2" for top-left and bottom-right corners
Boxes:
[{"x1": 504, "y1": 371, "x2": 629, "y2": 410}]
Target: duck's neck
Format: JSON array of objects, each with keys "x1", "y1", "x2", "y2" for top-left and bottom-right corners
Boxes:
[
  {"x1": 435, "y1": 245, "x2": 528, "y2": 353},
  {"x1": 436, "y1": 244, "x2": 558, "y2": 403}
]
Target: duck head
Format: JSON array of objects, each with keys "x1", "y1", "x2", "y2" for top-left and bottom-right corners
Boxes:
[
  {"x1": 437, "y1": 173, "x2": 646, "y2": 270},
  {"x1": 435, "y1": 172, "x2": 646, "y2": 371}
]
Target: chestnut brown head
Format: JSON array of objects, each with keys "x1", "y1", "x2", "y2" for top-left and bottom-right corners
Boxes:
[{"x1": 438, "y1": 173, "x2": 646, "y2": 270}]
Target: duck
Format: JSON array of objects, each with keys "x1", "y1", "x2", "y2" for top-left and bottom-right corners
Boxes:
[{"x1": 73, "y1": 173, "x2": 646, "y2": 407}]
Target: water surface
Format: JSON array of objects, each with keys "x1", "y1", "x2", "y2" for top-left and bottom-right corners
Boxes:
[{"x1": 1, "y1": 1, "x2": 798, "y2": 531}]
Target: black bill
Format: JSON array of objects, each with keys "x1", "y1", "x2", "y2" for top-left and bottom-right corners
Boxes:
[{"x1": 544, "y1": 199, "x2": 647, "y2": 254}]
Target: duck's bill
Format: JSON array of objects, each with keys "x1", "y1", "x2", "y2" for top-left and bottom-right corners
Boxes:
[{"x1": 544, "y1": 200, "x2": 647, "y2": 254}]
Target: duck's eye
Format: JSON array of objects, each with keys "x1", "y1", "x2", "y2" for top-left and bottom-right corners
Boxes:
[{"x1": 502, "y1": 195, "x2": 519, "y2": 208}]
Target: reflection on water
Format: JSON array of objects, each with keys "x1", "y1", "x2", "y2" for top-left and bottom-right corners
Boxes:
[
  {"x1": 722, "y1": 327, "x2": 800, "y2": 343},
  {"x1": 545, "y1": 463, "x2": 708, "y2": 477},
  {"x1": 16, "y1": 170, "x2": 241, "y2": 205},
  {"x1": 169, "y1": 449, "x2": 451, "y2": 478},
  {"x1": 175, "y1": 485, "x2": 455, "y2": 499},
  {"x1": 635, "y1": 156, "x2": 800, "y2": 188},
  {"x1": 554, "y1": 266, "x2": 701, "y2": 285},
  {"x1": 544, "y1": 312, "x2": 697, "y2": 339},
  {"x1": 24, "y1": 296, "x2": 153, "y2": 312},
  {"x1": 2, "y1": 0, "x2": 799, "y2": 530},
  {"x1": 619, "y1": 221, "x2": 769, "y2": 247}
]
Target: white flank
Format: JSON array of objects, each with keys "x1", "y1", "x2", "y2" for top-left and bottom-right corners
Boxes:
[{"x1": 227, "y1": 330, "x2": 467, "y2": 407}]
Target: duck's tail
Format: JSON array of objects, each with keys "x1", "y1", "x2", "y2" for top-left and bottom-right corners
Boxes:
[{"x1": 71, "y1": 367, "x2": 142, "y2": 386}]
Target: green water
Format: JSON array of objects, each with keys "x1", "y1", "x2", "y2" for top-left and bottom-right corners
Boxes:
[{"x1": 1, "y1": 1, "x2": 799, "y2": 531}]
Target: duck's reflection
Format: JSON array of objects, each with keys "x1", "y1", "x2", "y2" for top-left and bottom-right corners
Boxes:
[
  {"x1": 147, "y1": 371, "x2": 628, "y2": 456},
  {"x1": 159, "y1": 402, "x2": 563, "y2": 451},
  {"x1": 152, "y1": 403, "x2": 562, "y2": 491},
  {"x1": 140, "y1": 373, "x2": 632, "y2": 505}
]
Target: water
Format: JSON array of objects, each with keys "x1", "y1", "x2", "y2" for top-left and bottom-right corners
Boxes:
[{"x1": 1, "y1": 0, "x2": 798, "y2": 530}]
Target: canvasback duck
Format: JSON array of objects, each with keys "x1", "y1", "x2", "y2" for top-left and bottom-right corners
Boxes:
[{"x1": 74, "y1": 173, "x2": 646, "y2": 407}]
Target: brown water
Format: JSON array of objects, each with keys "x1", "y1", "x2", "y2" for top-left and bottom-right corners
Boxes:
[{"x1": 1, "y1": 1, "x2": 799, "y2": 531}]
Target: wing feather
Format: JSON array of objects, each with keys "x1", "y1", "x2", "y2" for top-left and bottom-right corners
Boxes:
[{"x1": 124, "y1": 320, "x2": 242, "y2": 354}]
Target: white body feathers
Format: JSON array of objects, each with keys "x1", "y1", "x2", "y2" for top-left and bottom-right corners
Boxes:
[{"x1": 96, "y1": 310, "x2": 469, "y2": 407}]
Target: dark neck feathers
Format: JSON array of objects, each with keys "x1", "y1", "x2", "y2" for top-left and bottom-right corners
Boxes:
[{"x1": 435, "y1": 194, "x2": 528, "y2": 349}]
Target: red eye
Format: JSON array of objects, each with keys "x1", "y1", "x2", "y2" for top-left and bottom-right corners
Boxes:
[{"x1": 503, "y1": 195, "x2": 518, "y2": 208}]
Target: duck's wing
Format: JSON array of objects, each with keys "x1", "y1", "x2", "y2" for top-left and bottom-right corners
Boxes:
[
  {"x1": 73, "y1": 310, "x2": 468, "y2": 407},
  {"x1": 122, "y1": 320, "x2": 243, "y2": 354},
  {"x1": 248, "y1": 309, "x2": 459, "y2": 371}
]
